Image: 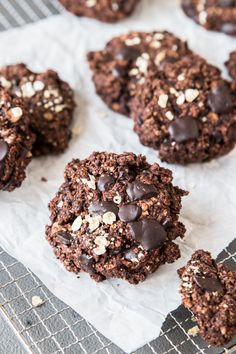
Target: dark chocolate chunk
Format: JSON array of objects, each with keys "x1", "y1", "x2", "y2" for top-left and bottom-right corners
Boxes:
[
  {"x1": 194, "y1": 275, "x2": 224, "y2": 293},
  {"x1": 112, "y1": 66, "x2": 127, "y2": 77},
  {"x1": 219, "y1": 0, "x2": 235, "y2": 7},
  {"x1": 208, "y1": 84, "x2": 233, "y2": 114},
  {"x1": 79, "y1": 254, "x2": 95, "y2": 274},
  {"x1": 97, "y1": 174, "x2": 115, "y2": 192},
  {"x1": 221, "y1": 23, "x2": 236, "y2": 35},
  {"x1": 126, "y1": 181, "x2": 157, "y2": 201},
  {"x1": 118, "y1": 204, "x2": 142, "y2": 222},
  {"x1": 0, "y1": 140, "x2": 8, "y2": 162},
  {"x1": 89, "y1": 201, "x2": 119, "y2": 216},
  {"x1": 57, "y1": 231, "x2": 73, "y2": 245},
  {"x1": 129, "y1": 218, "x2": 167, "y2": 250},
  {"x1": 168, "y1": 117, "x2": 199, "y2": 143},
  {"x1": 117, "y1": 46, "x2": 140, "y2": 61}
]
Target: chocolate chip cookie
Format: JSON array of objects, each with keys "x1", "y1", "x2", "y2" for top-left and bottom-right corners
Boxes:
[
  {"x1": 182, "y1": 0, "x2": 236, "y2": 36},
  {"x1": 59, "y1": 0, "x2": 139, "y2": 23},
  {"x1": 46, "y1": 152, "x2": 187, "y2": 284},
  {"x1": 88, "y1": 31, "x2": 190, "y2": 116},
  {"x1": 0, "y1": 88, "x2": 35, "y2": 191},
  {"x1": 0, "y1": 64, "x2": 75, "y2": 156},
  {"x1": 131, "y1": 53, "x2": 236, "y2": 164},
  {"x1": 178, "y1": 250, "x2": 236, "y2": 346}
]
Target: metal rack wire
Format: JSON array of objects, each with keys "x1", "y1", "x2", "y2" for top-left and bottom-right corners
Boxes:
[{"x1": 1, "y1": 240, "x2": 236, "y2": 354}]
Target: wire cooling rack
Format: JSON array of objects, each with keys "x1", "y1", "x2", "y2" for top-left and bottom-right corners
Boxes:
[
  {"x1": 0, "y1": 1, "x2": 236, "y2": 353},
  {"x1": 1, "y1": 240, "x2": 236, "y2": 354},
  {"x1": 0, "y1": 0, "x2": 61, "y2": 31}
]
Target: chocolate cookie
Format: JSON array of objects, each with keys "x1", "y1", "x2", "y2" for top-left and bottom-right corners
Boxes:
[
  {"x1": 59, "y1": 0, "x2": 139, "y2": 23},
  {"x1": 0, "y1": 88, "x2": 35, "y2": 191},
  {"x1": 46, "y1": 152, "x2": 187, "y2": 284},
  {"x1": 0, "y1": 64, "x2": 75, "y2": 156},
  {"x1": 182, "y1": 0, "x2": 236, "y2": 36},
  {"x1": 178, "y1": 250, "x2": 236, "y2": 347},
  {"x1": 88, "y1": 31, "x2": 190, "y2": 116},
  {"x1": 131, "y1": 53, "x2": 236, "y2": 164}
]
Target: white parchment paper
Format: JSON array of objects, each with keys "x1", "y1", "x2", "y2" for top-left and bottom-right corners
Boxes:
[{"x1": 0, "y1": 0, "x2": 236, "y2": 352}]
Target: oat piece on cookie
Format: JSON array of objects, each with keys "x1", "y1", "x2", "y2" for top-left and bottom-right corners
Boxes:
[
  {"x1": 59, "y1": 0, "x2": 139, "y2": 23},
  {"x1": 178, "y1": 250, "x2": 236, "y2": 346},
  {"x1": 0, "y1": 88, "x2": 35, "y2": 191},
  {"x1": 0, "y1": 64, "x2": 75, "y2": 156},
  {"x1": 46, "y1": 152, "x2": 187, "y2": 284},
  {"x1": 131, "y1": 53, "x2": 236, "y2": 164},
  {"x1": 88, "y1": 31, "x2": 190, "y2": 116}
]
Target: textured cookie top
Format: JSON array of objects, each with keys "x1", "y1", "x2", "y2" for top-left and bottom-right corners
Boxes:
[
  {"x1": 0, "y1": 64, "x2": 75, "y2": 155},
  {"x1": 0, "y1": 88, "x2": 34, "y2": 191},
  {"x1": 132, "y1": 53, "x2": 236, "y2": 164},
  {"x1": 46, "y1": 152, "x2": 187, "y2": 283},
  {"x1": 178, "y1": 250, "x2": 236, "y2": 346},
  {"x1": 59, "y1": 0, "x2": 139, "y2": 23},
  {"x1": 182, "y1": 0, "x2": 236, "y2": 35},
  {"x1": 88, "y1": 31, "x2": 190, "y2": 115}
]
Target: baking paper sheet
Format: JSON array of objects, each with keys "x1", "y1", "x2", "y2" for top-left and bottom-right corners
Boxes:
[{"x1": 0, "y1": 0, "x2": 236, "y2": 352}]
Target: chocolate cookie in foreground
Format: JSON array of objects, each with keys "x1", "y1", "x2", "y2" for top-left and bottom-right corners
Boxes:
[
  {"x1": 46, "y1": 152, "x2": 187, "y2": 284},
  {"x1": 59, "y1": 0, "x2": 139, "y2": 23},
  {"x1": 88, "y1": 31, "x2": 190, "y2": 116},
  {"x1": 0, "y1": 64, "x2": 75, "y2": 156},
  {"x1": 182, "y1": 0, "x2": 236, "y2": 36},
  {"x1": 0, "y1": 88, "x2": 35, "y2": 192},
  {"x1": 178, "y1": 250, "x2": 236, "y2": 346},
  {"x1": 131, "y1": 53, "x2": 236, "y2": 164}
]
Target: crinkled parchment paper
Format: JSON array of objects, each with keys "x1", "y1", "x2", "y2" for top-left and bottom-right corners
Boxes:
[{"x1": 0, "y1": 0, "x2": 236, "y2": 352}]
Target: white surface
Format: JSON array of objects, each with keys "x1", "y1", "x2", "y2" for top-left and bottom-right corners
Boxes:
[{"x1": 0, "y1": 0, "x2": 236, "y2": 352}]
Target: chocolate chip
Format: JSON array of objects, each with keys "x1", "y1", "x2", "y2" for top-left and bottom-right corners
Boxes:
[
  {"x1": 112, "y1": 65, "x2": 127, "y2": 77},
  {"x1": 57, "y1": 231, "x2": 73, "y2": 245},
  {"x1": 163, "y1": 218, "x2": 172, "y2": 230},
  {"x1": 79, "y1": 254, "x2": 95, "y2": 275},
  {"x1": 0, "y1": 140, "x2": 8, "y2": 162},
  {"x1": 221, "y1": 23, "x2": 236, "y2": 35},
  {"x1": 97, "y1": 175, "x2": 115, "y2": 192},
  {"x1": 129, "y1": 219, "x2": 167, "y2": 250},
  {"x1": 219, "y1": 0, "x2": 235, "y2": 7},
  {"x1": 168, "y1": 117, "x2": 199, "y2": 143},
  {"x1": 89, "y1": 201, "x2": 119, "y2": 216},
  {"x1": 118, "y1": 204, "x2": 142, "y2": 222},
  {"x1": 208, "y1": 84, "x2": 233, "y2": 114},
  {"x1": 126, "y1": 181, "x2": 157, "y2": 201},
  {"x1": 194, "y1": 275, "x2": 224, "y2": 293},
  {"x1": 116, "y1": 46, "x2": 140, "y2": 61}
]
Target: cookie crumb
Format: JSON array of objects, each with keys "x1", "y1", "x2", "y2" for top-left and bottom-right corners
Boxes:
[{"x1": 32, "y1": 295, "x2": 44, "y2": 307}]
